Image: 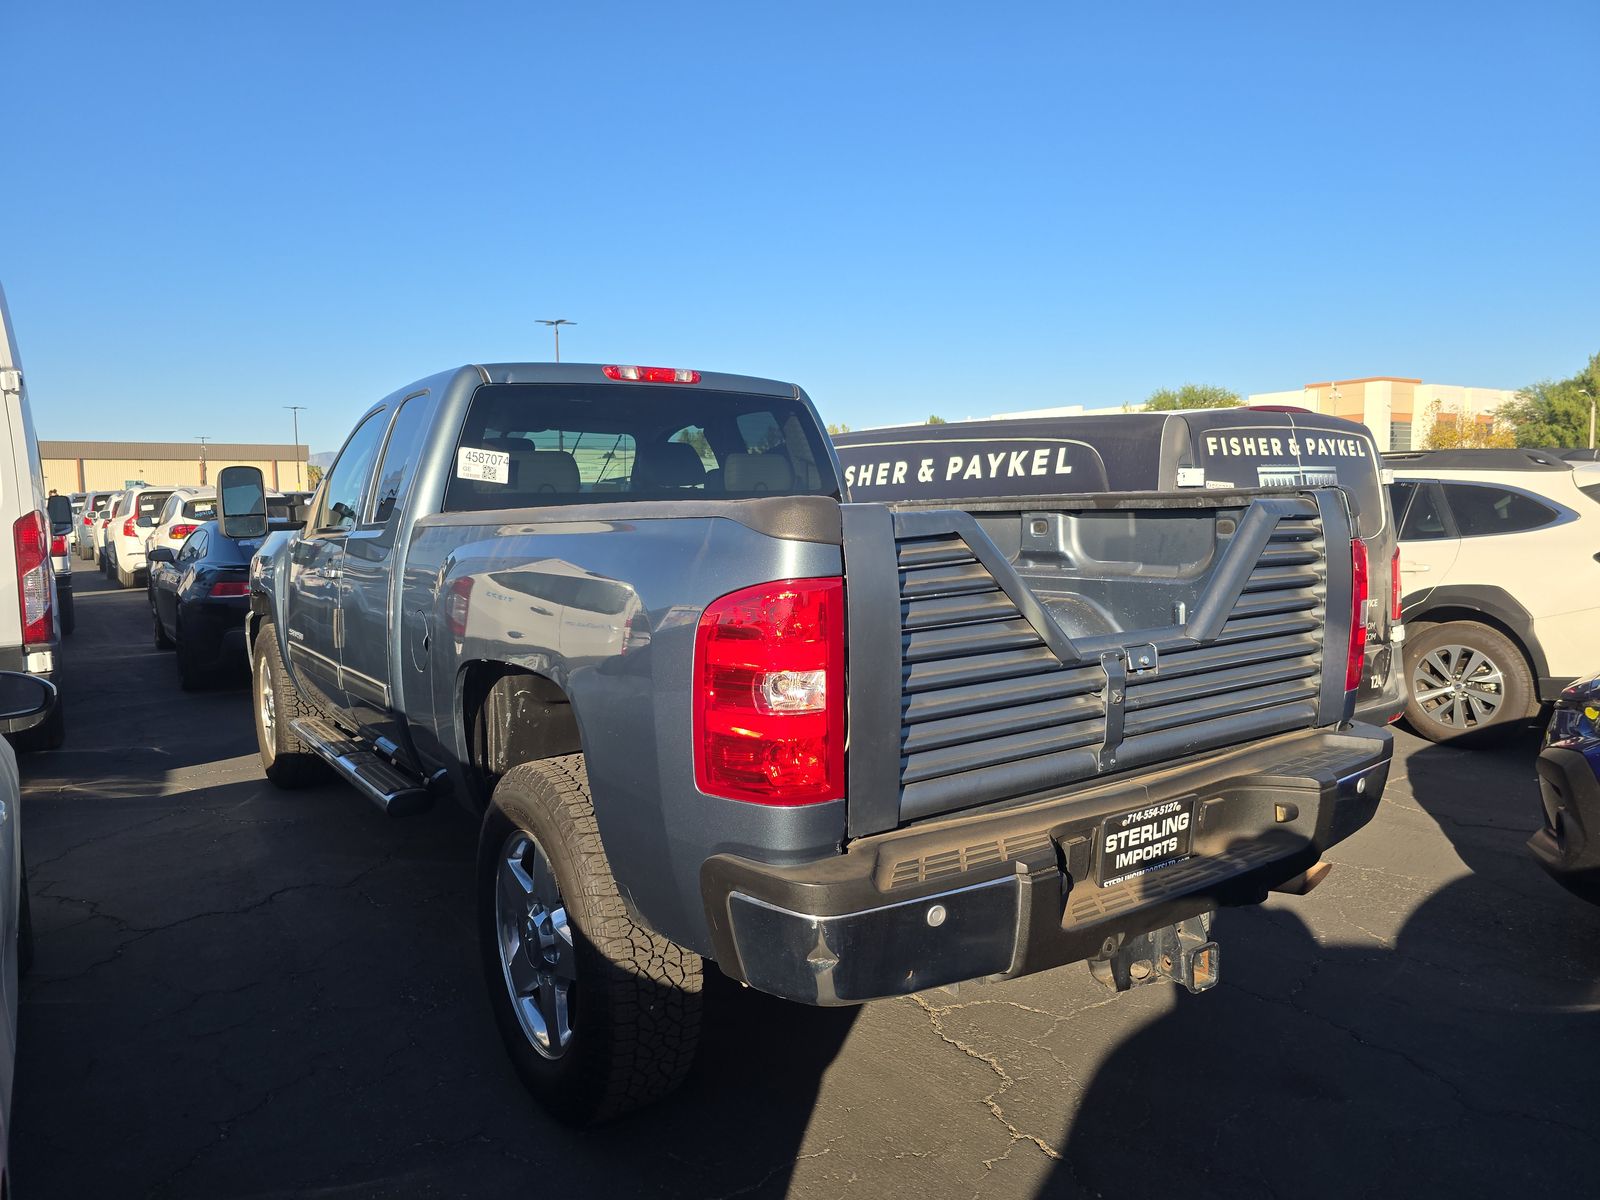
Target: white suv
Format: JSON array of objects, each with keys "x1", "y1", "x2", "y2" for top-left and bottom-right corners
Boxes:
[
  {"x1": 1385, "y1": 448, "x2": 1600, "y2": 742},
  {"x1": 104, "y1": 485, "x2": 175, "y2": 589},
  {"x1": 143, "y1": 487, "x2": 218, "y2": 560}
]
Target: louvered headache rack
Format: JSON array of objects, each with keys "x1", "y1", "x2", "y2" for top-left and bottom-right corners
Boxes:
[{"x1": 842, "y1": 492, "x2": 1354, "y2": 837}]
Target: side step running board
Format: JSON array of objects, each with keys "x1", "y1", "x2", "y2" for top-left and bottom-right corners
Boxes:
[{"x1": 289, "y1": 716, "x2": 432, "y2": 817}]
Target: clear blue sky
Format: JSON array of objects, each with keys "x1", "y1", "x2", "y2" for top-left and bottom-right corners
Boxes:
[{"x1": 3, "y1": 1, "x2": 1596, "y2": 452}]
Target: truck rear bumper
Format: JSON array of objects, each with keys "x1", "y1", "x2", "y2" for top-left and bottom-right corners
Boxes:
[{"x1": 701, "y1": 723, "x2": 1392, "y2": 1005}]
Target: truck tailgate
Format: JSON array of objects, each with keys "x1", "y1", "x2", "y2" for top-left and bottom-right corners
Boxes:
[{"x1": 841, "y1": 490, "x2": 1357, "y2": 836}]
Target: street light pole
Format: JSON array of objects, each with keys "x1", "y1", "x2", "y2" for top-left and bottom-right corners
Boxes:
[
  {"x1": 194, "y1": 436, "x2": 211, "y2": 486},
  {"x1": 285, "y1": 406, "x2": 308, "y2": 488},
  {"x1": 537, "y1": 318, "x2": 575, "y2": 363},
  {"x1": 1580, "y1": 388, "x2": 1595, "y2": 452}
]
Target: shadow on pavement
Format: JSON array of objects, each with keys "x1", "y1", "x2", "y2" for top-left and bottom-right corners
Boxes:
[
  {"x1": 15, "y1": 575, "x2": 860, "y2": 1198},
  {"x1": 1052, "y1": 730, "x2": 1600, "y2": 1199}
]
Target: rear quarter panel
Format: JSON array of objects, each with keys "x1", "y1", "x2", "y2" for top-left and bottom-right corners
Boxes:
[{"x1": 403, "y1": 510, "x2": 846, "y2": 955}]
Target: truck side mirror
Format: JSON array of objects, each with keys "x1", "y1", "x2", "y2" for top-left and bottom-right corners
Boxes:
[
  {"x1": 0, "y1": 671, "x2": 55, "y2": 733},
  {"x1": 218, "y1": 465, "x2": 268, "y2": 540}
]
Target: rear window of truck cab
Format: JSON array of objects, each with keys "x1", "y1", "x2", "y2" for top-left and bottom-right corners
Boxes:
[{"x1": 442, "y1": 383, "x2": 838, "y2": 511}]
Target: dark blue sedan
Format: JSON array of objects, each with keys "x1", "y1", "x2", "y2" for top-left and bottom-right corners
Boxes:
[
  {"x1": 148, "y1": 520, "x2": 261, "y2": 689},
  {"x1": 1530, "y1": 673, "x2": 1600, "y2": 903}
]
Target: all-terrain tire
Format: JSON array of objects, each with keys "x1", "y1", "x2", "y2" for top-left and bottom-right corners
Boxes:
[
  {"x1": 251, "y1": 621, "x2": 330, "y2": 787},
  {"x1": 478, "y1": 756, "x2": 703, "y2": 1125},
  {"x1": 1402, "y1": 619, "x2": 1536, "y2": 745},
  {"x1": 116, "y1": 563, "x2": 137, "y2": 589}
]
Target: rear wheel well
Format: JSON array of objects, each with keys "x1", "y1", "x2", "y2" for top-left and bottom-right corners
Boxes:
[
  {"x1": 460, "y1": 663, "x2": 582, "y2": 810},
  {"x1": 1406, "y1": 605, "x2": 1536, "y2": 670},
  {"x1": 1405, "y1": 605, "x2": 1543, "y2": 714}
]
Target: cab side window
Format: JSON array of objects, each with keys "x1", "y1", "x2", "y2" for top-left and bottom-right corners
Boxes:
[
  {"x1": 315, "y1": 411, "x2": 389, "y2": 533},
  {"x1": 178, "y1": 530, "x2": 207, "y2": 562},
  {"x1": 369, "y1": 395, "x2": 434, "y2": 525}
]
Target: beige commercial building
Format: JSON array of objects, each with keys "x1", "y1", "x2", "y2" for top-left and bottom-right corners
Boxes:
[
  {"x1": 41, "y1": 441, "x2": 310, "y2": 495},
  {"x1": 1247, "y1": 377, "x2": 1519, "y2": 451}
]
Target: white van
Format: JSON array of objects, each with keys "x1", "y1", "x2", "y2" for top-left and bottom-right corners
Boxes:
[{"x1": 0, "y1": 283, "x2": 64, "y2": 750}]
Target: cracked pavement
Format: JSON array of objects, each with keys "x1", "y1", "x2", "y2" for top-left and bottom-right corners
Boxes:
[{"x1": 12, "y1": 572, "x2": 1600, "y2": 1198}]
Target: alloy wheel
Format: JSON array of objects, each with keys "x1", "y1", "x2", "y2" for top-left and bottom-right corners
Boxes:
[
  {"x1": 1412, "y1": 644, "x2": 1505, "y2": 730},
  {"x1": 495, "y1": 831, "x2": 576, "y2": 1059}
]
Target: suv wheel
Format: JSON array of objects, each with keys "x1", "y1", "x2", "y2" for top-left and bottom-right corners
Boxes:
[
  {"x1": 1403, "y1": 620, "x2": 1535, "y2": 744},
  {"x1": 479, "y1": 756, "x2": 702, "y2": 1124}
]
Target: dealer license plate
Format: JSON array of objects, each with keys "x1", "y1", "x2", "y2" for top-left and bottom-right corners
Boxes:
[{"x1": 1098, "y1": 798, "x2": 1196, "y2": 886}]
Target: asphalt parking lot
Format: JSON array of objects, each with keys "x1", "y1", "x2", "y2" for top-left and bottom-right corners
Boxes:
[{"x1": 12, "y1": 569, "x2": 1600, "y2": 1199}]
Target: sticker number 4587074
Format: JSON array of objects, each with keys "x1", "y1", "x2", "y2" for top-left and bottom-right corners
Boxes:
[{"x1": 457, "y1": 446, "x2": 510, "y2": 485}]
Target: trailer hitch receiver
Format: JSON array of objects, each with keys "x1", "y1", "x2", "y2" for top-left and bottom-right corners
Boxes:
[{"x1": 1088, "y1": 913, "x2": 1219, "y2": 995}]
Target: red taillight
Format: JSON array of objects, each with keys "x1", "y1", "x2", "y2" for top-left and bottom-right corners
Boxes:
[
  {"x1": 14, "y1": 512, "x2": 52, "y2": 646},
  {"x1": 694, "y1": 577, "x2": 844, "y2": 806},
  {"x1": 446, "y1": 577, "x2": 473, "y2": 637},
  {"x1": 208, "y1": 581, "x2": 249, "y2": 598},
  {"x1": 50, "y1": 534, "x2": 68, "y2": 556},
  {"x1": 123, "y1": 518, "x2": 137, "y2": 538},
  {"x1": 82, "y1": 515, "x2": 93, "y2": 525},
  {"x1": 602, "y1": 365, "x2": 702, "y2": 384},
  {"x1": 1346, "y1": 539, "x2": 1369, "y2": 693},
  {"x1": 1390, "y1": 546, "x2": 1402, "y2": 623},
  {"x1": 170, "y1": 524, "x2": 199, "y2": 540}
]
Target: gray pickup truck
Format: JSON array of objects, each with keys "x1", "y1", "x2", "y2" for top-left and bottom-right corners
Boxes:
[{"x1": 231, "y1": 362, "x2": 1393, "y2": 1123}]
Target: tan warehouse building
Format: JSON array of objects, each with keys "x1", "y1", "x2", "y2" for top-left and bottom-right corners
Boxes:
[
  {"x1": 40, "y1": 441, "x2": 310, "y2": 495},
  {"x1": 1246, "y1": 377, "x2": 1519, "y2": 451}
]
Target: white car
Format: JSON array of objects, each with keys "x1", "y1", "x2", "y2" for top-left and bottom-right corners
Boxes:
[
  {"x1": 46, "y1": 496, "x2": 74, "y2": 638},
  {"x1": 142, "y1": 487, "x2": 295, "y2": 563},
  {"x1": 104, "y1": 485, "x2": 175, "y2": 589},
  {"x1": 1385, "y1": 448, "x2": 1600, "y2": 742},
  {"x1": 143, "y1": 487, "x2": 219, "y2": 560},
  {"x1": 75, "y1": 491, "x2": 115, "y2": 559},
  {"x1": 93, "y1": 491, "x2": 123, "y2": 572}
]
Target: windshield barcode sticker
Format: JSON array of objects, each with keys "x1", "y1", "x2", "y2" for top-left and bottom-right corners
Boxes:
[{"x1": 457, "y1": 447, "x2": 510, "y2": 484}]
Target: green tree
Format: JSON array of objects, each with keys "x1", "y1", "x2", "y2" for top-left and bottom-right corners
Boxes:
[
  {"x1": 1420, "y1": 400, "x2": 1516, "y2": 450},
  {"x1": 1500, "y1": 353, "x2": 1600, "y2": 448},
  {"x1": 305, "y1": 463, "x2": 323, "y2": 487},
  {"x1": 825, "y1": 422, "x2": 851, "y2": 436},
  {"x1": 926, "y1": 414, "x2": 948, "y2": 425},
  {"x1": 1144, "y1": 384, "x2": 1242, "y2": 411}
]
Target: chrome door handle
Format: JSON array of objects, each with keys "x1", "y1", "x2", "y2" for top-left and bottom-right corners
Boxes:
[{"x1": 1401, "y1": 565, "x2": 1431, "y2": 573}]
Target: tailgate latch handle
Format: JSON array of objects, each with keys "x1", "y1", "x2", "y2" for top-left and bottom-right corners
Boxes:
[{"x1": 1098, "y1": 643, "x2": 1157, "y2": 772}]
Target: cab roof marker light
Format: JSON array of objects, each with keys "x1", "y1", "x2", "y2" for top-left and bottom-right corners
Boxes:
[{"x1": 602, "y1": 365, "x2": 701, "y2": 385}]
